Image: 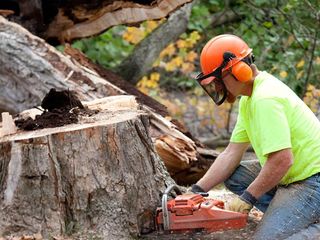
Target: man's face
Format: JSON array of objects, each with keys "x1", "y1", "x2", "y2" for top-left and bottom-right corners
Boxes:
[{"x1": 221, "y1": 73, "x2": 238, "y2": 103}]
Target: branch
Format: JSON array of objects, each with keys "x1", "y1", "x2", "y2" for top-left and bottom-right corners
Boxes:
[
  {"x1": 274, "y1": 6, "x2": 307, "y2": 50},
  {"x1": 210, "y1": 9, "x2": 241, "y2": 27},
  {"x1": 302, "y1": 14, "x2": 319, "y2": 97}
]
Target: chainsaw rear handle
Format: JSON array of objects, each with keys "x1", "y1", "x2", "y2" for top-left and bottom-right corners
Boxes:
[
  {"x1": 191, "y1": 184, "x2": 209, "y2": 197},
  {"x1": 161, "y1": 184, "x2": 182, "y2": 231}
]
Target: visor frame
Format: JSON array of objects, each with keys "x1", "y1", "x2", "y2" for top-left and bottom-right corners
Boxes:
[{"x1": 195, "y1": 52, "x2": 254, "y2": 105}]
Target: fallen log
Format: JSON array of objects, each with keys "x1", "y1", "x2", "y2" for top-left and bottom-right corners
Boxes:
[
  {"x1": 4, "y1": 0, "x2": 192, "y2": 43},
  {"x1": 0, "y1": 96, "x2": 175, "y2": 238}
]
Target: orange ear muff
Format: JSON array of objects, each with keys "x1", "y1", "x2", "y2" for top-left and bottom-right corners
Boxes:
[{"x1": 231, "y1": 61, "x2": 253, "y2": 82}]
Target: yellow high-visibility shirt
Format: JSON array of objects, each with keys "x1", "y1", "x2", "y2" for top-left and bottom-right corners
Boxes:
[{"x1": 230, "y1": 71, "x2": 320, "y2": 185}]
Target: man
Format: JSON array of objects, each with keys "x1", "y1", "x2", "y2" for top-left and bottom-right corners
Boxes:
[{"x1": 192, "y1": 34, "x2": 320, "y2": 239}]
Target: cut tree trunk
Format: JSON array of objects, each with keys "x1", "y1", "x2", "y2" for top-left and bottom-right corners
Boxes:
[
  {"x1": 0, "y1": 16, "x2": 218, "y2": 185},
  {"x1": 0, "y1": 96, "x2": 175, "y2": 239}
]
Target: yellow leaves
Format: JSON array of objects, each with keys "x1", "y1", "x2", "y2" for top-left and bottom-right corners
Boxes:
[
  {"x1": 296, "y1": 70, "x2": 304, "y2": 80},
  {"x1": 165, "y1": 61, "x2": 176, "y2": 72},
  {"x1": 145, "y1": 20, "x2": 160, "y2": 33},
  {"x1": 280, "y1": 71, "x2": 288, "y2": 78},
  {"x1": 172, "y1": 56, "x2": 183, "y2": 67},
  {"x1": 186, "y1": 51, "x2": 198, "y2": 62},
  {"x1": 187, "y1": 31, "x2": 201, "y2": 47},
  {"x1": 177, "y1": 39, "x2": 187, "y2": 49},
  {"x1": 136, "y1": 72, "x2": 160, "y2": 94},
  {"x1": 150, "y1": 72, "x2": 160, "y2": 82},
  {"x1": 123, "y1": 20, "x2": 162, "y2": 44},
  {"x1": 296, "y1": 59, "x2": 305, "y2": 68},
  {"x1": 165, "y1": 57, "x2": 183, "y2": 72},
  {"x1": 176, "y1": 32, "x2": 200, "y2": 49},
  {"x1": 303, "y1": 84, "x2": 320, "y2": 113},
  {"x1": 123, "y1": 27, "x2": 145, "y2": 44},
  {"x1": 160, "y1": 43, "x2": 176, "y2": 58},
  {"x1": 158, "y1": 31, "x2": 201, "y2": 75},
  {"x1": 315, "y1": 57, "x2": 320, "y2": 65},
  {"x1": 181, "y1": 62, "x2": 195, "y2": 74}
]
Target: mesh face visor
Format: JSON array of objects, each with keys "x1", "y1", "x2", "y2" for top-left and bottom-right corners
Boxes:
[
  {"x1": 195, "y1": 52, "x2": 235, "y2": 105},
  {"x1": 195, "y1": 72, "x2": 228, "y2": 105}
]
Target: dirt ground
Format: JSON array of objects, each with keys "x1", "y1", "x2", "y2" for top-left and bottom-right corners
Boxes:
[{"x1": 141, "y1": 189, "x2": 263, "y2": 240}]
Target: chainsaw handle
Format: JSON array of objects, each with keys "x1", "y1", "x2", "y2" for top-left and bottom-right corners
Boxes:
[
  {"x1": 198, "y1": 192, "x2": 209, "y2": 197},
  {"x1": 162, "y1": 184, "x2": 182, "y2": 231}
]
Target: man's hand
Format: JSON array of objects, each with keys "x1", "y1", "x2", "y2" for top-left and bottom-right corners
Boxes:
[{"x1": 227, "y1": 196, "x2": 253, "y2": 214}]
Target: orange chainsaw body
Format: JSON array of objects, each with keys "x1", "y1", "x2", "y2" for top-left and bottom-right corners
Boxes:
[{"x1": 156, "y1": 193, "x2": 248, "y2": 232}]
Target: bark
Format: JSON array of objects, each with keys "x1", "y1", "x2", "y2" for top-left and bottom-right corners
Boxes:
[
  {"x1": 117, "y1": 1, "x2": 194, "y2": 84},
  {"x1": 210, "y1": 9, "x2": 241, "y2": 27},
  {"x1": 2, "y1": 0, "x2": 192, "y2": 43},
  {"x1": 50, "y1": 0, "x2": 193, "y2": 43},
  {"x1": 0, "y1": 16, "x2": 217, "y2": 185},
  {"x1": 0, "y1": 96, "x2": 174, "y2": 238}
]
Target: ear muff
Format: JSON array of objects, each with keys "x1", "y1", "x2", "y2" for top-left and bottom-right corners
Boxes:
[{"x1": 231, "y1": 61, "x2": 253, "y2": 82}]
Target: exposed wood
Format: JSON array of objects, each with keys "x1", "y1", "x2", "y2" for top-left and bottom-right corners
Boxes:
[
  {"x1": 64, "y1": 44, "x2": 169, "y2": 117},
  {"x1": 0, "y1": 113, "x2": 16, "y2": 137},
  {"x1": 117, "y1": 1, "x2": 194, "y2": 84},
  {"x1": 0, "y1": 16, "x2": 218, "y2": 186},
  {"x1": 3, "y1": 0, "x2": 192, "y2": 43},
  {"x1": 63, "y1": 45, "x2": 220, "y2": 184},
  {"x1": 0, "y1": 10, "x2": 14, "y2": 17},
  {"x1": 46, "y1": 0, "x2": 193, "y2": 42},
  {"x1": 0, "y1": 96, "x2": 175, "y2": 238}
]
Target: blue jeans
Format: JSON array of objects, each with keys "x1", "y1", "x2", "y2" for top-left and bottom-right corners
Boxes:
[{"x1": 224, "y1": 160, "x2": 320, "y2": 240}]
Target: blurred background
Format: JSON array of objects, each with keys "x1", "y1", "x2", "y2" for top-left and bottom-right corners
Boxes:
[{"x1": 58, "y1": 0, "x2": 320, "y2": 145}]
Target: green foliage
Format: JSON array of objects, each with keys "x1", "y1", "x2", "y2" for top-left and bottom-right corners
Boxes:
[
  {"x1": 188, "y1": 1, "x2": 222, "y2": 32},
  {"x1": 227, "y1": 0, "x2": 320, "y2": 96},
  {"x1": 72, "y1": 26, "x2": 134, "y2": 69},
  {"x1": 64, "y1": 0, "x2": 319, "y2": 98}
]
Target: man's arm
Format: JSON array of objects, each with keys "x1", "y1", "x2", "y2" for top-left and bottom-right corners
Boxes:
[
  {"x1": 196, "y1": 142, "x2": 250, "y2": 192},
  {"x1": 246, "y1": 148, "x2": 293, "y2": 199}
]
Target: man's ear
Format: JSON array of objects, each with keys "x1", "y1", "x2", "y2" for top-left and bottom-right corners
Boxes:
[{"x1": 250, "y1": 64, "x2": 258, "y2": 72}]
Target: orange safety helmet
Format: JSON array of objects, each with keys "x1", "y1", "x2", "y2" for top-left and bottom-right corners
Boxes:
[
  {"x1": 195, "y1": 34, "x2": 254, "y2": 105},
  {"x1": 200, "y1": 34, "x2": 253, "y2": 83}
]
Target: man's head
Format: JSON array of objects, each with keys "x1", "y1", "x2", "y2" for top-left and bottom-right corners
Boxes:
[{"x1": 195, "y1": 34, "x2": 256, "y2": 105}]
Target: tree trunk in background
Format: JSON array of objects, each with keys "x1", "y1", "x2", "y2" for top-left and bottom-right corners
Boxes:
[
  {"x1": 117, "y1": 1, "x2": 194, "y2": 84},
  {"x1": 0, "y1": 97, "x2": 174, "y2": 238}
]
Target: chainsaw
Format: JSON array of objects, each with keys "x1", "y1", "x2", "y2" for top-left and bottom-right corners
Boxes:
[{"x1": 156, "y1": 185, "x2": 248, "y2": 233}]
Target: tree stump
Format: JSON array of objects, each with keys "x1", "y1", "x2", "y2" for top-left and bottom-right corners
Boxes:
[
  {"x1": 0, "y1": 96, "x2": 174, "y2": 239},
  {"x1": 0, "y1": 16, "x2": 218, "y2": 187}
]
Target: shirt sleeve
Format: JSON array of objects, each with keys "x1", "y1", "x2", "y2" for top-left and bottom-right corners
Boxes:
[
  {"x1": 230, "y1": 104, "x2": 250, "y2": 143},
  {"x1": 253, "y1": 98, "x2": 292, "y2": 156}
]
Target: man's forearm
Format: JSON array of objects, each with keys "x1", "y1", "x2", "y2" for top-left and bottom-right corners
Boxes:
[
  {"x1": 247, "y1": 148, "x2": 293, "y2": 199},
  {"x1": 196, "y1": 143, "x2": 249, "y2": 192}
]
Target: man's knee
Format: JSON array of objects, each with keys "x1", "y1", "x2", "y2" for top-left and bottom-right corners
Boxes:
[{"x1": 224, "y1": 177, "x2": 243, "y2": 193}]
